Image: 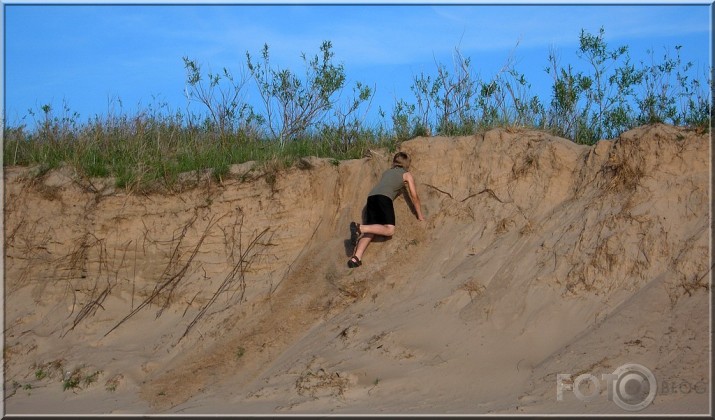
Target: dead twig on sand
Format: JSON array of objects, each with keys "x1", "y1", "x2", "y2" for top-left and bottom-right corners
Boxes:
[
  {"x1": 179, "y1": 224, "x2": 271, "y2": 342},
  {"x1": 104, "y1": 214, "x2": 219, "y2": 337},
  {"x1": 61, "y1": 240, "x2": 131, "y2": 337},
  {"x1": 423, "y1": 183, "x2": 453, "y2": 199},
  {"x1": 424, "y1": 183, "x2": 511, "y2": 204},
  {"x1": 461, "y1": 188, "x2": 512, "y2": 204}
]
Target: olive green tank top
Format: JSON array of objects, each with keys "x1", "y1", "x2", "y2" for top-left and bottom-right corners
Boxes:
[{"x1": 368, "y1": 167, "x2": 407, "y2": 200}]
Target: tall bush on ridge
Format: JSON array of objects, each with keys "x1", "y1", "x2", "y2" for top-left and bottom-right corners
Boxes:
[
  {"x1": 546, "y1": 27, "x2": 710, "y2": 143},
  {"x1": 637, "y1": 47, "x2": 681, "y2": 125},
  {"x1": 433, "y1": 49, "x2": 478, "y2": 135},
  {"x1": 681, "y1": 67, "x2": 713, "y2": 130},
  {"x1": 637, "y1": 45, "x2": 712, "y2": 131},
  {"x1": 246, "y1": 41, "x2": 367, "y2": 146},
  {"x1": 411, "y1": 71, "x2": 437, "y2": 136},
  {"x1": 477, "y1": 46, "x2": 546, "y2": 129},
  {"x1": 408, "y1": 48, "x2": 478, "y2": 136},
  {"x1": 546, "y1": 27, "x2": 643, "y2": 144},
  {"x1": 325, "y1": 80, "x2": 375, "y2": 152},
  {"x1": 577, "y1": 28, "x2": 642, "y2": 142},
  {"x1": 400, "y1": 45, "x2": 546, "y2": 137},
  {"x1": 545, "y1": 49, "x2": 588, "y2": 142},
  {"x1": 182, "y1": 57, "x2": 255, "y2": 143},
  {"x1": 391, "y1": 99, "x2": 419, "y2": 141}
]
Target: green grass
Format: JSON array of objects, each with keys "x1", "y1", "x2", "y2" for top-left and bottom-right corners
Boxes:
[
  {"x1": 4, "y1": 29, "x2": 710, "y2": 192},
  {"x1": 3, "y1": 117, "x2": 394, "y2": 192}
]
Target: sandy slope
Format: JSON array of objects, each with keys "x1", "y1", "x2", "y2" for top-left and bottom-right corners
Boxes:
[{"x1": 2, "y1": 124, "x2": 710, "y2": 415}]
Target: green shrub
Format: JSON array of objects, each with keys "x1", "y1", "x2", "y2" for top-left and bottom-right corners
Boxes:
[{"x1": 3, "y1": 32, "x2": 710, "y2": 190}]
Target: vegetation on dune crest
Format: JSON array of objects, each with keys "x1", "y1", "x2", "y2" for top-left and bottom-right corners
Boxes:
[{"x1": 3, "y1": 28, "x2": 712, "y2": 192}]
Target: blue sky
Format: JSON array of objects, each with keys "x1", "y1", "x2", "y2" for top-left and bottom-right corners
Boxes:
[{"x1": 2, "y1": 1, "x2": 712, "y2": 129}]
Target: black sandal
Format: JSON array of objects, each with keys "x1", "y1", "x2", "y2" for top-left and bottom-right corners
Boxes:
[
  {"x1": 350, "y1": 222, "x2": 362, "y2": 246},
  {"x1": 347, "y1": 255, "x2": 362, "y2": 268}
]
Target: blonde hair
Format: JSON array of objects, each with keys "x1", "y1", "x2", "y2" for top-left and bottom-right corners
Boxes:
[{"x1": 392, "y1": 152, "x2": 411, "y2": 170}]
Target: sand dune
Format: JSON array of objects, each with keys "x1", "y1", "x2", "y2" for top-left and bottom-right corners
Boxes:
[{"x1": 2, "y1": 123, "x2": 710, "y2": 415}]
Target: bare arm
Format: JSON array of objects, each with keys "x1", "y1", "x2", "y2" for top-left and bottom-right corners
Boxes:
[{"x1": 403, "y1": 172, "x2": 425, "y2": 221}]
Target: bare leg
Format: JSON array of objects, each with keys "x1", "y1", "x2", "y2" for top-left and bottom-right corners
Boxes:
[
  {"x1": 353, "y1": 233, "x2": 374, "y2": 261},
  {"x1": 353, "y1": 224, "x2": 395, "y2": 261},
  {"x1": 359, "y1": 224, "x2": 395, "y2": 237}
]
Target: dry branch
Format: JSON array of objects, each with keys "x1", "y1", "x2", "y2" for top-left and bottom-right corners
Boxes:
[
  {"x1": 179, "y1": 225, "x2": 271, "y2": 342},
  {"x1": 61, "y1": 237, "x2": 128, "y2": 337},
  {"x1": 460, "y1": 188, "x2": 512, "y2": 204},
  {"x1": 423, "y1": 183, "x2": 453, "y2": 199},
  {"x1": 104, "y1": 214, "x2": 220, "y2": 337},
  {"x1": 424, "y1": 183, "x2": 511, "y2": 204}
]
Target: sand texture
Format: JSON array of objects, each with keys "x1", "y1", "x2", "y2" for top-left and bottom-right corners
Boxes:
[{"x1": 2, "y1": 124, "x2": 711, "y2": 415}]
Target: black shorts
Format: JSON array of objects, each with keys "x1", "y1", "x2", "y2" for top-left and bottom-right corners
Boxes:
[{"x1": 364, "y1": 194, "x2": 396, "y2": 226}]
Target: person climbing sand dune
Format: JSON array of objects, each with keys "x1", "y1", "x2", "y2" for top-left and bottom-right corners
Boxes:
[{"x1": 348, "y1": 152, "x2": 425, "y2": 268}]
